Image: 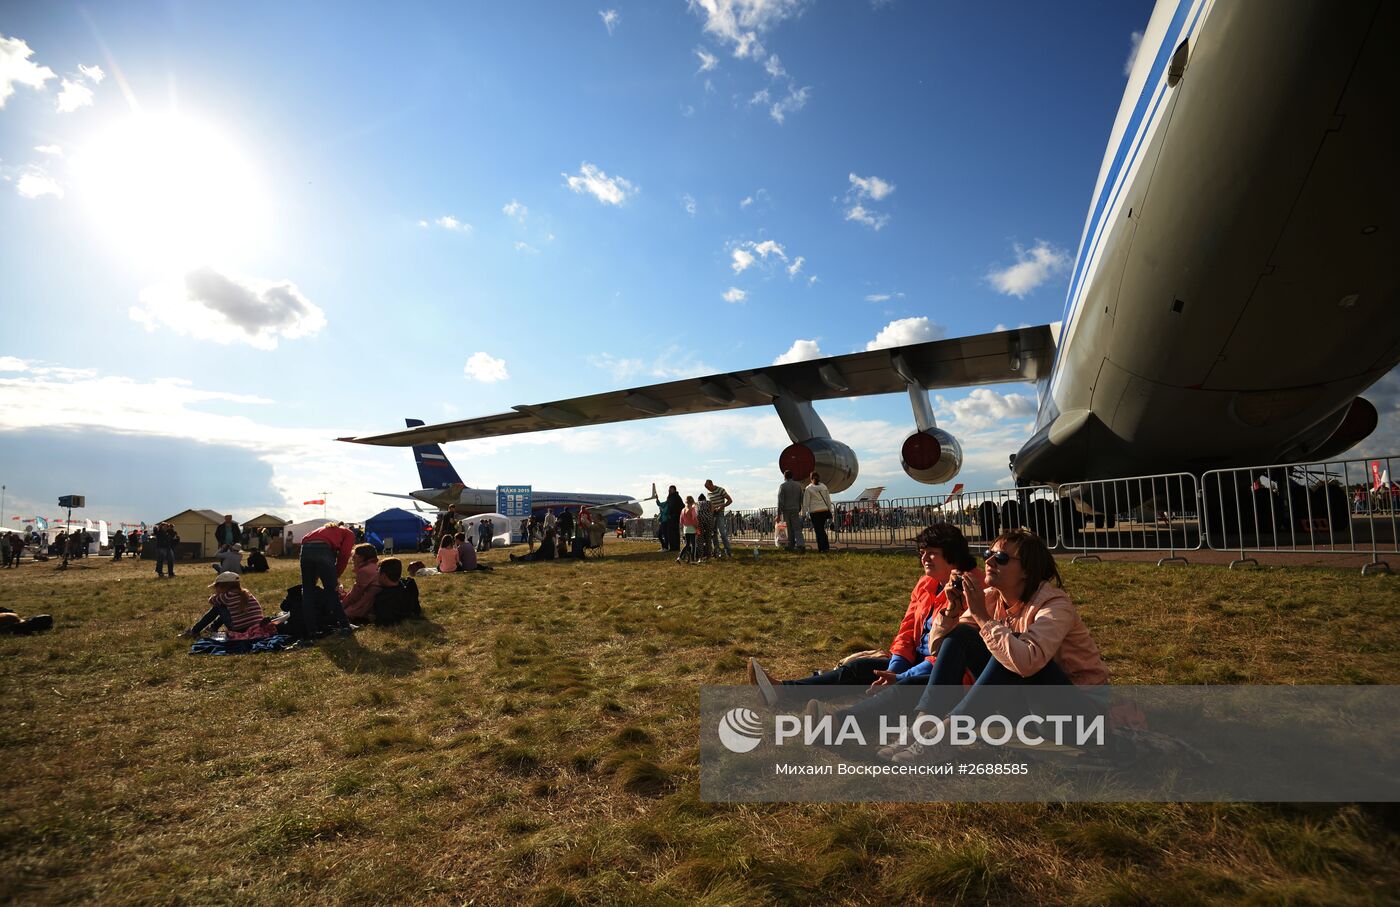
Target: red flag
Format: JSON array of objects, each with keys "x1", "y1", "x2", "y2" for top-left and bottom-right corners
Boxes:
[
  {"x1": 1372, "y1": 461, "x2": 1382, "y2": 490},
  {"x1": 303, "y1": 499, "x2": 326, "y2": 506}
]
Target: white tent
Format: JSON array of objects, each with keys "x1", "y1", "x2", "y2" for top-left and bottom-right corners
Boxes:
[
  {"x1": 460, "y1": 512, "x2": 514, "y2": 548},
  {"x1": 284, "y1": 518, "x2": 332, "y2": 544}
]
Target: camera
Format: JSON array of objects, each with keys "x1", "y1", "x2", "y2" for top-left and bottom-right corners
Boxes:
[{"x1": 951, "y1": 577, "x2": 963, "y2": 591}]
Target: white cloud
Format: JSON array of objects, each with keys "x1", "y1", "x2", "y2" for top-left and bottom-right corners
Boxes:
[
  {"x1": 749, "y1": 87, "x2": 770, "y2": 106},
  {"x1": 55, "y1": 78, "x2": 94, "y2": 113},
  {"x1": 464, "y1": 352, "x2": 509, "y2": 383},
  {"x1": 563, "y1": 162, "x2": 637, "y2": 206},
  {"x1": 866, "y1": 316, "x2": 945, "y2": 351},
  {"x1": 1124, "y1": 30, "x2": 1144, "y2": 77},
  {"x1": 986, "y1": 240, "x2": 1070, "y2": 298},
  {"x1": 426, "y1": 215, "x2": 471, "y2": 232},
  {"x1": 0, "y1": 356, "x2": 28, "y2": 371},
  {"x1": 0, "y1": 35, "x2": 56, "y2": 108},
  {"x1": 682, "y1": 193, "x2": 697, "y2": 215},
  {"x1": 740, "y1": 195, "x2": 753, "y2": 208},
  {"x1": 774, "y1": 338, "x2": 821, "y2": 365},
  {"x1": 688, "y1": 0, "x2": 806, "y2": 60},
  {"x1": 600, "y1": 9, "x2": 620, "y2": 34},
  {"x1": 844, "y1": 173, "x2": 895, "y2": 229},
  {"x1": 131, "y1": 266, "x2": 327, "y2": 351},
  {"x1": 865, "y1": 294, "x2": 891, "y2": 303},
  {"x1": 16, "y1": 170, "x2": 62, "y2": 199},
  {"x1": 768, "y1": 84, "x2": 808, "y2": 123},
  {"x1": 935, "y1": 387, "x2": 1038, "y2": 432},
  {"x1": 786, "y1": 256, "x2": 804, "y2": 278},
  {"x1": 849, "y1": 172, "x2": 895, "y2": 201},
  {"x1": 33, "y1": 144, "x2": 61, "y2": 155},
  {"x1": 722, "y1": 287, "x2": 747, "y2": 303},
  {"x1": 588, "y1": 349, "x2": 715, "y2": 382},
  {"x1": 764, "y1": 54, "x2": 786, "y2": 78},
  {"x1": 78, "y1": 63, "x2": 105, "y2": 84},
  {"x1": 730, "y1": 237, "x2": 794, "y2": 275},
  {"x1": 502, "y1": 199, "x2": 528, "y2": 223},
  {"x1": 844, "y1": 203, "x2": 888, "y2": 230},
  {"x1": 514, "y1": 241, "x2": 539, "y2": 254},
  {"x1": 752, "y1": 239, "x2": 784, "y2": 258},
  {"x1": 696, "y1": 48, "x2": 719, "y2": 72}
]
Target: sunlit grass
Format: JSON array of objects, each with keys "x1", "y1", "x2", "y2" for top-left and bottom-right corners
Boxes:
[{"x1": 0, "y1": 541, "x2": 1397, "y2": 904}]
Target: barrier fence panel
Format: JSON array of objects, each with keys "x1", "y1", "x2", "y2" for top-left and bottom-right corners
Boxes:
[
  {"x1": 1201, "y1": 455, "x2": 1398, "y2": 572},
  {"x1": 1055, "y1": 473, "x2": 1200, "y2": 564}
]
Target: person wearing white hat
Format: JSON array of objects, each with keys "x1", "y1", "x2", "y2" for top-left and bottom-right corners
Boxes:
[{"x1": 182, "y1": 571, "x2": 268, "y2": 638}]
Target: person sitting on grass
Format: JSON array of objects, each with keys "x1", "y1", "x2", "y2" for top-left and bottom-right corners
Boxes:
[
  {"x1": 342, "y1": 543, "x2": 381, "y2": 624},
  {"x1": 878, "y1": 528, "x2": 1108, "y2": 764},
  {"x1": 436, "y1": 534, "x2": 460, "y2": 573},
  {"x1": 456, "y1": 532, "x2": 493, "y2": 572},
  {"x1": 371, "y1": 557, "x2": 421, "y2": 624},
  {"x1": 211, "y1": 543, "x2": 243, "y2": 575},
  {"x1": 182, "y1": 571, "x2": 275, "y2": 640},
  {"x1": 244, "y1": 547, "x2": 269, "y2": 573},
  {"x1": 746, "y1": 523, "x2": 982, "y2": 707},
  {"x1": 510, "y1": 528, "x2": 556, "y2": 563}
]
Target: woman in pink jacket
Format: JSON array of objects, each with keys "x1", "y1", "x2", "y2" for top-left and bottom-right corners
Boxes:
[{"x1": 882, "y1": 528, "x2": 1108, "y2": 763}]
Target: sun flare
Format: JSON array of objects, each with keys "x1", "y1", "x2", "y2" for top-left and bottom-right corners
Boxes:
[{"x1": 71, "y1": 113, "x2": 268, "y2": 272}]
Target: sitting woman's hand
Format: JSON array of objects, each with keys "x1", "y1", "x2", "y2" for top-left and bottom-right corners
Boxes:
[
  {"x1": 944, "y1": 572, "x2": 969, "y2": 616},
  {"x1": 866, "y1": 669, "x2": 897, "y2": 693},
  {"x1": 954, "y1": 570, "x2": 989, "y2": 622}
]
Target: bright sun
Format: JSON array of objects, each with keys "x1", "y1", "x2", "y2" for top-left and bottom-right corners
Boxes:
[{"x1": 71, "y1": 113, "x2": 268, "y2": 272}]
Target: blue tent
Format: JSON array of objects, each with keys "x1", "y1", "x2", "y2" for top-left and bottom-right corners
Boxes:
[{"x1": 364, "y1": 508, "x2": 428, "y2": 552}]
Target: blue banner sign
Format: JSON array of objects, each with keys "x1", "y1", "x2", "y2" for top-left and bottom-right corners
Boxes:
[{"x1": 496, "y1": 485, "x2": 533, "y2": 542}]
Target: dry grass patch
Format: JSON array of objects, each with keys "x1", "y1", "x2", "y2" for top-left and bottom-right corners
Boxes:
[{"x1": 0, "y1": 546, "x2": 1397, "y2": 904}]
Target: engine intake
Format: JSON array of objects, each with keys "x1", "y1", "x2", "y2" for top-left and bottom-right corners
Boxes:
[
  {"x1": 778, "y1": 438, "x2": 859, "y2": 494},
  {"x1": 901, "y1": 427, "x2": 963, "y2": 485}
]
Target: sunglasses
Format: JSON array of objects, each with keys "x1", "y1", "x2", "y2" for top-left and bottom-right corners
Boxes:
[{"x1": 984, "y1": 548, "x2": 1020, "y2": 565}]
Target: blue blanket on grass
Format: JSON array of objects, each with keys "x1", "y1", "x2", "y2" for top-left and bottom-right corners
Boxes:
[{"x1": 189, "y1": 634, "x2": 297, "y2": 655}]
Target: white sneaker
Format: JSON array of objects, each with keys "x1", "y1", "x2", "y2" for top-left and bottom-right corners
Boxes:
[{"x1": 748, "y1": 658, "x2": 779, "y2": 708}]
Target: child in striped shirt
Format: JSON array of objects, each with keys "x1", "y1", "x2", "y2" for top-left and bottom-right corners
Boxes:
[{"x1": 183, "y1": 571, "x2": 273, "y2": 639}]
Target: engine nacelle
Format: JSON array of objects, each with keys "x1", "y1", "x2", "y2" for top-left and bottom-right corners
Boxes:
[
  {"x1": 901, "y1": 427, "x2": 963, "y2": 485},
  {"x1": 778, "y1": 438, "x2": 859, "y2": 494}
]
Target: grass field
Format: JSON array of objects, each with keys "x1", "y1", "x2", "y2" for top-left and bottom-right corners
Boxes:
[{"x1": 2, "y1": 541, "x2": 1398, "y2": 906}]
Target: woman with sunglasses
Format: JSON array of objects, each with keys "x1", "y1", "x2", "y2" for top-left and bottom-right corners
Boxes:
[{"x1": 881, "y1": 527, "x2": 1108, "y2": 763}]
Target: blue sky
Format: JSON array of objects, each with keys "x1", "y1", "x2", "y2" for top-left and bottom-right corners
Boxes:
[{"x1": 0, "y1": 0, "x2": 1283, "y2": 525}]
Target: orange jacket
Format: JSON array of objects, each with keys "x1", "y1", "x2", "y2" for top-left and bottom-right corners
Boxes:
[{"x1": 888, "y1": 569, "x2": 984, "y2": 665}]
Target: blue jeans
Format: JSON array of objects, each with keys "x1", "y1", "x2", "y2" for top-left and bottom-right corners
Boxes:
[
  {"x1": 156, "y1": 546, "x2": 176, "y2": 576},
  {"x1": 915, "y1": 624, "x2": 1077, "y2": 717},
  {"x1": 300, "y1": 542, "x2": 349, "y2": 635},
  {"x1": 716, "y1": 514, "x2": 731, "y2": 556}
]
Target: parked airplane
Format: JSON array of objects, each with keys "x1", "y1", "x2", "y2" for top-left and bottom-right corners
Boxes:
[
  {"x1": 373, "y1": 420, "x2": 643, "y2": 520},
  {"x1": 343, "y1": 1, "x2": 1397, "y2": 502}
]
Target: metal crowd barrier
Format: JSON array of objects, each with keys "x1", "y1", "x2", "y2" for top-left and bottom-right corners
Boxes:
[
  {"x1": 1055, "y1": 472, "x2": 1201, "y2": 566},
  {"x1": 622, "y1": 453, "x2": 1399, "y2": 572},
  {"x1": 1201, "y1": 456, "x2": 1397, "y2": 573}
]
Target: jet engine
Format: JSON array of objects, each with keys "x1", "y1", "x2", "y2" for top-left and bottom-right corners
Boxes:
[
  {"x1": 901, "y1": 427, "x2": 963, "y2": 485},
  {"x1": 778, "y1": 437, "x2": 859, "y2": 494}
]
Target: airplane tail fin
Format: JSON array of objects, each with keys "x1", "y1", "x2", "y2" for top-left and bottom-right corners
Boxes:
[{"x1": 406, "y1": 418, "x2": 465, "y2": 488}]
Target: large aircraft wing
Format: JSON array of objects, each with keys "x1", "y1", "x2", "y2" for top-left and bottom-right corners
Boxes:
[{"x1": 341, "y1": 325, "x2": 1056, "y2": 447}]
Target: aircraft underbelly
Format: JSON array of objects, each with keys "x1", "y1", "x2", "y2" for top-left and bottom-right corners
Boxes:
[{"x1": 1035, "y1": 0, "x2": 1397, "y2": 483}]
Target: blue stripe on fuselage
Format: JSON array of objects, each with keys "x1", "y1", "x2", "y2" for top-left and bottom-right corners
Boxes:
[{"x1": 1050, "y1": 0, "x2": 1207, "y2": 394}]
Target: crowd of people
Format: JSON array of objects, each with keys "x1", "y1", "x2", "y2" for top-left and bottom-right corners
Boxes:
[{"x1": 654, "y1": 479, "x2": 734, "y2": 563}]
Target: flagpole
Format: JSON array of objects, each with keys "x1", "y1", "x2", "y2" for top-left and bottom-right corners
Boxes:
[{"x1": 320, "y1": 492, "x2": 329, "y2": 520}]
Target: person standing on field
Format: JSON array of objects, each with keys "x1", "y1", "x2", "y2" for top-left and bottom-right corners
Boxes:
[
  {"x1": 704, "y1": 479, "x2": 733, "y2": 558},
  {"x1": 804, "y1": 472, "x2": 835, "y2": 552},
  {"x1": 777, "y1": 470, "x2": 806, "y2": 551}
]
